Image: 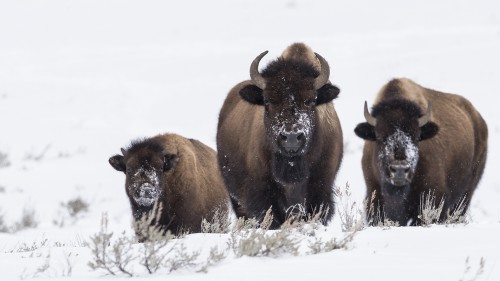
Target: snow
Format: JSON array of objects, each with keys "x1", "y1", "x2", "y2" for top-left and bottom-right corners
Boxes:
[
  {"x1": 1, "y1": 0, "x2": 500, "y2": 280},
  {"x1": 379, "y1": 129, "x2": 420, "y2": 171}
]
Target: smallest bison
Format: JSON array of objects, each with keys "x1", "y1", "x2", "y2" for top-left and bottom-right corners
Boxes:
[{"x1": 109, "y1": 133, "x2": 229, "y2": 238}]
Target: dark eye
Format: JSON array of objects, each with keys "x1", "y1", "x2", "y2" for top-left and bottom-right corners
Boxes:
[
  {"x1": 264, "y1": 99, "x2": 270, "y2": 106},
  {"x1": 305, "y1": 98, "x2": 316, "y2": 106},
  {"x1": 126, "y1": 168, "x2": 133, "y2": 176}
]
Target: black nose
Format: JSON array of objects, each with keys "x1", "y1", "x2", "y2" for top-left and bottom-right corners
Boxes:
[
  {"x1": 389, "y1": 163, "x2": 411, "y2": 179},
  {"x1": 279, "y1": 132, "x2": 305, "y2": 153}
]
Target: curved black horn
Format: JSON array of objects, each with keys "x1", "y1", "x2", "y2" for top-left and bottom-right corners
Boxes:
[
  {"x1": 120, "y1": 148, "x2": 126, "y2": 155},
  {"x1": 364, "y1": 101, "x2": 377, "y2": 126},
  {"x1": 418, "y1": 102, "x2": 432, "y2": 127},
  {"x1": 313, "y1": 53, "x2": 330, "y2": 90},
  {"x1": 250, "y1": 50, "x2": 268, "y2": 90}
]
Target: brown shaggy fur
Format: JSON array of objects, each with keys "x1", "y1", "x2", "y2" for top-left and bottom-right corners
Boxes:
[
  {"x1": 217, "y1": 43, "x2": 343, "y2": 228},
  {"x1": 355, "y1": 78, "x2": 488, "y2": 225},
  {"x1": 109, "y1": 133, "x2": 229, "y2": 237}
]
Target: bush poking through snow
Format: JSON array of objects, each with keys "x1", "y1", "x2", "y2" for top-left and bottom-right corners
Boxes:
[
  {"x1": 307, "y1": 230, "x2": 358, "y2": 255},
  {"x1": 0, "y1": 151, "x2": 10, "y2": 168},
  {"x1": 198, "y1": 246, "x2": 228, "y2": 273},
  {"x1": 460, "y1": 257, "x2": 486, "y2": 281},
  {"x1": 232, "y1": 228, "x2": 300, "y2": 257},
  {"x1": 19, "y1": 252, "x2": 51, "y2": 279},
  {"x1": 0, "y1": 210, "x2": 9, "y2": 232},
  {"x1": 232, "y1": 216, "x2": 261, "y2": 232},
  {"x1": 54, "y1": 197, "x2": 90, "y2": 227},
  {"x1": 445, "y1": 195, "x2": 470, "y2": 224},
  {"x1": 87, "y1": 214, "x2": 136, "y2": 276},
  {"x1": 359, "y1": 191, "x2": 401, "y2": 228},
  {"x1": 201, "y1": 207, "x2": 231, "y2": 233},
  {"x1": 0, "y1": 207, "x2": 39, "y2": 233},
  {"x1": 418, "y1": 191, "x2": 470, "y2": 226},
  {"x1": 87, "y1": 205, "x2": 361, "y2": 276},
  {"x1": 230, "y1": 207, "x2": 333, "y2": 258},
  {"x1": 137, "y1": 218, "x2": 176, "y2": 274},
  {"x1": 24, "y1": 145, "x2": 50, "y2": 162},
  {"x1": 419, "y1": 190, "x2": 445, "y2": 225},
  {"x1": 12, "y1": 207, "x2": 39, "y2": 232},
  {"x1": 64, "y1": 197, "x2": 89, "y2": 218},
  {"x1": 283, "y1": 203, "x2": 328, "y2": 231},
  {"x1": 164, "y1": 244, "x2": 200, "y2": 273},
  {"x1": 365, "y1": 191, "x2": 382, "y2": 226},
  {"x1": 87, "y1": 213, "x2": 202, "y2": 276},
  {"x1": 335, "y1": 183, "x2": 363, "y2": 232}
]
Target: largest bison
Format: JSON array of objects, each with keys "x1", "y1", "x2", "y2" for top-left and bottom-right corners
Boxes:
[
  {"x1": 355, "y1": 78, "x2": 488, "y2": 225},
  {"x1": 217, "y1": 43, "x2": 343, "y2": 228}
]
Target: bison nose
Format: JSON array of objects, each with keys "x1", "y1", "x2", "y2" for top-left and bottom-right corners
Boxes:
[
  {"x1": 136, "y1": 184, "x2": 157, "y2": 199},
  {"x1": 279, "y1": 132, "x2": 305, "y2": 154},
  {"x1": 389, "y1": 163, "x2": 411, "y2": 179}
]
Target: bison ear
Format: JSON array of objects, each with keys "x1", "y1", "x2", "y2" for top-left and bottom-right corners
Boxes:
[
  {"x1": 316, "y1": 84, "x2": 340, "y2": 105},
  {"x1": 420, "y1": 121, "x2": 439, "y2": 140},
  {"x1": 239, "y1": 84, "x2": 264, "y2": 105},
  {"x1": 164, "y1": 154, "x2": 180, "y2": 172},
  {"x1": 109, "y1": 155, "x2": 126, "y2": 173},
  {"x1": 354, "y1": 122, "x2": 376, "y2": 141}
]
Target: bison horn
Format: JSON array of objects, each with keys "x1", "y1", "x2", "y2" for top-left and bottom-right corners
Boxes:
[
  {"x1": 418, "y1": 102, "x2": 432, "y2": 127},
  {"x1": 250, "y1": 50, "x2": 268, "y2": 90},
  {"x1": 364, "y1": 101, "x2": 377, "y2": 126},
  {"x1": 313, "y1": 53, "x2": 330, "y2": 90},
  {"x1": 121, "y1": 148, "x2": 126, "y2": 156}
]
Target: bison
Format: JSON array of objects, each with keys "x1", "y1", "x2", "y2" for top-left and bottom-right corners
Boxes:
[
  {"x1": 354, "y1": 78, "x2": 488, "y2": 225},
  {"x1": 217, "y1": 43, "x2": 343, "y2": 228},
  {"x1": 109, "y1": 133, "x2": 229, "y2": 238}
]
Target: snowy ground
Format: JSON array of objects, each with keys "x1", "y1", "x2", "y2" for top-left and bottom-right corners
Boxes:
[{"x1": 1, "y1": 0, "x2": 500, "y2": 280}]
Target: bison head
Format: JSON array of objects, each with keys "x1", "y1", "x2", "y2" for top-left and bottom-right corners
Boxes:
[
  {"x1": 109, "y1": 145, "x2": 179, "y2": 207},
  {"x1": 238, "y1": 51, "x2": 339, "y2": 184},
  {"x1": 355, "y1": 99, "x2": 439, "y2": 189}
]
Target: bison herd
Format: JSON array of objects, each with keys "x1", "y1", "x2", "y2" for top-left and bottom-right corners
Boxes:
[{"x1": 109, "y1": 43, "x2": 488, "y2": 237}]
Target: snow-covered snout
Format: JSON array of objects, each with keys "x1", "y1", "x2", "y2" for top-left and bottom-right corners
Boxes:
[
  {"x1": 378, "y1": 130, "x2": 419, "y2": 186},
  {"x1": 272, "y1": 110, "x2": 313, "y2": 156},
  {"x1": 356, "y1": 100, "x2": 436, "y2": 187},
  {"x1": 109, "y1": 148, "x2": 180, "y2": 207},
  {"x1": 128, "y1": 165, "x2": 162, "y2": 206}
]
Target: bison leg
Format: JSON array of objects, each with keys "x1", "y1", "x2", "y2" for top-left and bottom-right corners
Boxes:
[{"x1": 305, "y1": 177, "x2": 334, "y2": 225}]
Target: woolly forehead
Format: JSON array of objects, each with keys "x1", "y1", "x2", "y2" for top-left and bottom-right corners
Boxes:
[
  {"x1": 262, "y1": 59, "x2": 319, "y2": 95},
  {"x1": 261, "y1": 58, "x2": 319, "y2": 79},
  {"x1": 123, "y1": 138, "x2": 168, "y2": 169},
  {"x1": 125, "y1": 138, "x2": 164, "y2": 156},
  {"x1": 372, "y1": 99, "x2": 424, "y2": 120}
]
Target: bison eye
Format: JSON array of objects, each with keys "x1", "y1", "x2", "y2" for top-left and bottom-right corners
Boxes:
[
  {"x1": 304, "y1": 98, "x2": 316, "y2": 106},
  {"x1": 264, "y1": 99, "x2": 270, "y2": 106}
]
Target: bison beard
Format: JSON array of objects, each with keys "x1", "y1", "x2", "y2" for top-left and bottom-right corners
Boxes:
[{"x1": 272, "y1": 154, "x2": 309, "y2": 184}]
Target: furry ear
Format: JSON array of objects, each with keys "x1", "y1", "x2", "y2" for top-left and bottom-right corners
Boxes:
[
  {"x1": 164, "y1": 154, "x2": 180, "y2": 172},
  {"x1": 239, "y1": 84, "x2": 264, "y2": 105},
  {"x1": 354, "y1": 122, "x2": 376, "y2": 141},
  {"x1": 316, "y1": 84, "x2": 340, "y2": 105},
  {"x1": 420, "y1": 121, "x2": 439, "y2": 140},
  {"x1": 109, "y1": 155, "x2": 126, "y2": 172}
]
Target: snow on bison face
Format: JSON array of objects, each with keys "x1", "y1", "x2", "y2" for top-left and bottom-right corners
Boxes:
[
  {"x1": 355, "y1": 100, "x2": 439, "y2": 189},
  {"x1": 109, "y1": 148, "x2": 179, "y2": 206}
]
